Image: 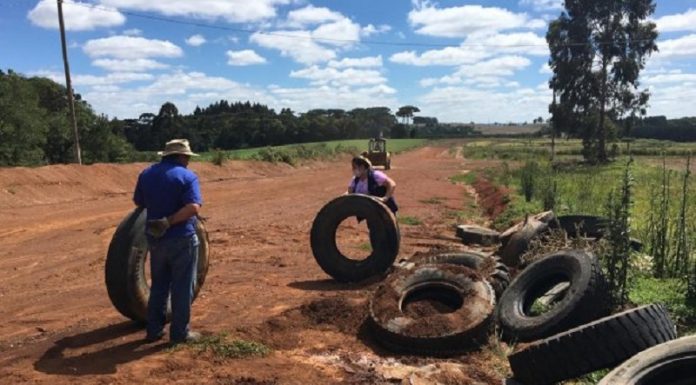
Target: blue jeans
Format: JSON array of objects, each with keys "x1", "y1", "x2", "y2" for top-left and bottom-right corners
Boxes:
[{"x1": 146, "y1": 234, "x2": 199, "y2": 341}]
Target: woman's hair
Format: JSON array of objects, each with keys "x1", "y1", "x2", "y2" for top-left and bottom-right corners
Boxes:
[{"x1": 352, "y1": 155, "x2": 372, "y2": 169}]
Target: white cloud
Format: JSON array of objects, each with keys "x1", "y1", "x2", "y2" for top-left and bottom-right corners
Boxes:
[
  {"x1": 83, "y1": 36, "x2": 183, "y2": 59},
  {"x1": 519, "y1": 0, "x2": 563, "y2": 12},
  {"x1": 122, "y1": 28, "x2": 142, "y2": 36},
  {"x1": 100, "y1": 0, "x2": 291, "y2": 23},
  {"x1": 312, "y1": 18, "x2": 362, "y2": 46},
  {"x1": 361, "y1": 24, "x2": 392, "y2": 37},
  {"x1": 418, "y1": 85, "x2": 551, "y2": 122},
  {"x1": 33, "y1": 70, "x2": 153, "y2": 86},
  {"x1": 655, "y1": 34, "x2": 696, "y2": 59},
  {"x1": 390, "y1": 31, "x2": 547, "y2": 66},
  {"x1": 268, "y1": 84, "x2": 398, "y2": 113},
  {"x1": 250, "y1": 31, "x2": 336, "y2": 64},
  {"x1": 328, "y1": 56, "x2": 383, "y2": 68},
  {"x1": 421, "y1": 56, "x2": 532, "y2": 86},
  {"x1": 408, "y1": 2, "x2": 539, "y2": 37},
  {"x1": 186, "y1": 34, "x2": 207, "y2": 47},
  {"x1": 92, "y1": 58, "x2": 169, "y2": 72},
  {"x1": 643, "y1": 72, "x2": 696, "y2": 85},
  {"x1": 286, "y1": 5, "x2": 344, "y2": 27},
  {"x1": 655, "y1": 9, "x2": 696, "y2": 33},
  {"x1": 539, "y1": 62, "x2": 552, "y2": 74},
  {"x1": 390, "y1": 47, "x2": 490, "y2": 66},
  {"x1": 290, "y1": 66, "x2": 387, "y2": 87},
  {"x1": 28, "y1": 0, "x2": 125, "y2": 31},
  {"x1": 226, "y1": 50, "x2": 267, "y2": 66}
]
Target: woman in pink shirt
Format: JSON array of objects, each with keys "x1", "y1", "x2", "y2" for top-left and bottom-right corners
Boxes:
[{"x1": 347, "y1": 156, "x2": 398, "y2": 213}]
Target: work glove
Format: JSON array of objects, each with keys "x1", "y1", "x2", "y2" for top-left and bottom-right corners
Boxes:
[{"x1": 146, "y1": 217, "x2": 170, "y2": 238}]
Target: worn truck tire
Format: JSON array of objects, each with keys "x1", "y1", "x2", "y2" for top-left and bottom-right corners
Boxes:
[
  {"x1": 498, "y1": 218, "x2": 549, "y2": 267},
  {"x1": 310, "y1": 194, "x2": 400, "y2": 282},
  {"x1": 105, "y1": 207, "x2": 210, "y2": 323},
  {"x1": 455, "y1": 225, "x2": 500, "y2": 246},
  {"x1": 598, "y1": 334, "x2": 696, "y2": 385},
  {"x1": 421, "y1": 252, "x2": 510, "y2": 298},
  {"x1": 369, "y1": 264, "x2": 495, "y2": 356},
  {"x1": 497, "y1": 249, "x2": 610, "y2": 342},
  {"x1": 509, "y1": 304, "x2": 677, "y2": 385},
  {"x1": 558, "y1": 214, "x2": 644, "y2": 252},
  {"x1": 499, "y1": 211, "x2": 557, "y2": 247}
]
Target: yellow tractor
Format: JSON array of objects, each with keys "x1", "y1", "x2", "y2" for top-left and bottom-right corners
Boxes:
[{"x1": 362, "y1": 138, "x2": 391, "y2": 170}]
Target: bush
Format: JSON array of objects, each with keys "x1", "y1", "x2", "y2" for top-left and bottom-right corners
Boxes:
[
  {"x1": 210, "y1": 149, "x2": 227, "y2": 166},
  {"x1": 519, "y1": 160, "x2": 540, "y2": 202}
]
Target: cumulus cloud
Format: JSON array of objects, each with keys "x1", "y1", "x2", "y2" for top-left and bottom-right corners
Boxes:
[
  {"x1": 99, "y1": 0, "x2": 291, "y2": 23},
  {"x1": 290, "y1": 66, "x2": 387, "y2": 87},
  {"x1": 328, "y1": 56, "x2": 383, "y2": 68},
  {"x1": 83, "y1": 36, "x2": 183, "y2": 60},
  {"x1": 408, "y1": 2, "x2": 540, "y2": 37},
  {"x1": 122, "y1": 28, "x2": 142, "y2": 36},
  {"x1": 361, "y1": 24, "x2": 392, "y2": 37},
  {"x1": 32, "y1": 70, "x2": 153, "y2": 86},
  {"x1": 420, "y1": 56, "x2": 532, "y2": 86},
  {"x1": 286, "y1": 5, "x2": 344, "y2": 27},
  {"x1": 655, "y1": 34, "x2": 696, "y2": 59},
  {"x1": 390, "y1": 32, "x2": 546, "y2": 66},
  {"x1": 250, "y1": 31, "x2": 336, "y2": 64},
  {"x1": 92, "y1": 58, "x2": 169, "y2": 72},
  {"x1": 185, "y1": 34, "x2": 207, "y2": 47},
  {"x1": 519, "y1": 0, "x2": 563, "y2": 12},
  {"x1": 28, "y1": 0, "x2": 125, "y2": 31},
  {"x1": 226, "y1": 50, "x2": 267, "y2": 66},
  {"x1": 655, "y1": 9, "x2": 696, "y2": 33}
]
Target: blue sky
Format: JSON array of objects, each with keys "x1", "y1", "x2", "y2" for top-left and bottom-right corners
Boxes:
[{"x1": 2, "y1": 0, "x2": 696, "y2": 122}]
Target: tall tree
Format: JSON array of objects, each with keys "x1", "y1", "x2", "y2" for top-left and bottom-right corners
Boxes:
[
  {"x1": 547, "y1": 0, "x2": 658, "y2": 163},
  {"x1": 396, "y1": 105, "x2": 420, "y2": 125}
]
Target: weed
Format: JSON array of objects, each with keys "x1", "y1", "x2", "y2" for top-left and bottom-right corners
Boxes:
[
  {"x1": 420, "y1": 197, "x2": 445, "y2": 205},
  {"x1": 450, "y1": 171, "x2": 477, "y2": 185},
  {"x1": 181, "y1": 333, "x2": 271, "y2": 359},
  {"x1": 398, "y1": 216, "x2": 423, "y2": 226},
  {"x1": 211, "y1": 149, "x2": 227, "y2": 166}
]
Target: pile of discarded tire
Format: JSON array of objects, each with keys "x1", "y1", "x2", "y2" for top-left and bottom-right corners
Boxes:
[
  {"x1": 456, "y1": 212, "x2": 686, "y2": 384},
  {"x1": 104, "y1": 207, "x2": 210, "y2": 323}
]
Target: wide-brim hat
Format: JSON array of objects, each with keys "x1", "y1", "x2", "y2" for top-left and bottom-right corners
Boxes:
[
  {"x1": 352, "y1": 155, "x2": 372, "y2": 169},
  {"x1": 157, "y1": 139, "x2": 199, "y2": 157}
]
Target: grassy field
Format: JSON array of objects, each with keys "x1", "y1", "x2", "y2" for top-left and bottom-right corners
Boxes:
[{"x1": 196, "y1": 138, "x2": 427, "y2": 162}]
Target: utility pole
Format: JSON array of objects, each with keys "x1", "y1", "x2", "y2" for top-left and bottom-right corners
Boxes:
[{"x1": 57, "y1": 0, "x2": 82, "y2": 164}]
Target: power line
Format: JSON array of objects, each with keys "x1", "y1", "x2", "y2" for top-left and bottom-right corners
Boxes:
[{"x1": 63, "y1": 0, "x2": 660, "y2": 50}]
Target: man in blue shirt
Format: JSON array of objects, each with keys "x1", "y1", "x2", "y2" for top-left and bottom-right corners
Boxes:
[{"x1": 133, "y1": 139, "x2": 203, "y2": 345}]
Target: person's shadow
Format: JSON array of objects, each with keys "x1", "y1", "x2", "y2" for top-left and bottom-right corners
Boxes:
[{"x1": 34, "y1": 321, "x2": 166, "y2": 375}]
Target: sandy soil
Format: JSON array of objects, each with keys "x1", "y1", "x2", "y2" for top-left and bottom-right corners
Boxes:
[{"x1": 0, "y1": 145, "x2": 509, "y2": 384}]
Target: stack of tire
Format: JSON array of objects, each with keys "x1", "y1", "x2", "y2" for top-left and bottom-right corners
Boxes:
[{"x1": 310, "y1": 195, "x2": 511, "y2": 355}]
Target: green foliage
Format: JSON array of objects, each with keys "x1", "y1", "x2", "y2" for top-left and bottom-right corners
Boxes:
[
  {"x1": 398, "y1": 216, "x2": 423, "y2": 226},
  {"x1": 630, "y1": 277, "x2": 696, "y2": 327},
  {"x1": 210, "y1": 149, "x2": 227, "y2": 166},
  {"x1": 492, "y1": 194, "x2": 543, "y2": 230},
  {"x1": 547, "y1": 0, "x2": 658, "y2": 162},
  {"x1": 450, "y1": 171, "x2": 477, "y2": 185},
  {"x1": 182, "y1": 333, "x2": 271, "y2": 359},
  {"x1": 602, "y1": 159, "x2": 635, "y2": 307},
  {"x1": 518, "y1": 161, "x2": 540, "y2": 202}
]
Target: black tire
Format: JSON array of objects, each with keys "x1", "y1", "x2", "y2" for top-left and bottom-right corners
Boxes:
[
  {"x1": 455, "y1": 225, "x2": 500, "y2": 246},
  {"x1": 498, "y1": 218, "x2": 549, "y2": 267},
  {"x1": 509, "y1": 304, "x2": 678, "y2": 385},
  {"x1": 497, "y1": 249, "x2": 610, "y2": 342},
  {"x1": 500, "y1": 211, "x2": 557, "y2": 247},
  {"x1": 310, "y1": 194, "x2": 400, "y2": 282},
  {"x1": 369, "y1": 264, "x2": 495, "y2": 355},
  {"x1": 557, "y1": 214, "x2": 609, "y2": 238},
  {"x1": 421, "y1": 252, "x2": 510, "y2": 298},
  {"x1": 105, "y1": 208, "x2": 210, "y2": 323},
  {"x1": 598, "y1": 335, "x2": 696, "y2": 385}
]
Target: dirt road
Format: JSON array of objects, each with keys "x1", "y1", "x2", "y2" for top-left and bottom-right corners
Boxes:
[{"x1": 0, "y1": 145, "x2": 505, "y2": 384}]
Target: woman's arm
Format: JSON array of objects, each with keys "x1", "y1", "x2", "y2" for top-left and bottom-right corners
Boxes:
[{"x1": 381, "y1": 176, "x2": 396, "y2": 201}]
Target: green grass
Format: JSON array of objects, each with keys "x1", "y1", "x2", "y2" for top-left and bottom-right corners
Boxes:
[
  {"x1": 450, "y1": 171, "x2": 478, "y2": 185},
  {"x1": 196, "y1": 138, "x2": 427, "y2": 162},
  {"x1": 358, "y1": 242, "x2": 372, "y2": 252},
  {"x1": 179, "y1": 333, "x2": 271, "y2": 359},
  {"x1": 420, "y1": 197, "x2": 446, "y2": 205},
  {"x1": 398, "y1": 216, "x2": 423, "y2": 226},
  {"x1": 630, "y1": 277, "x2": 696, "y2": 329}
]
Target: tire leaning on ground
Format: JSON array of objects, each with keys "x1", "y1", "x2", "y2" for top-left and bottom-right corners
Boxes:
[
  {"x1": 369, "y1": 264, "x2": 496, "y2": 355},
  {"x1": 421, "y1": 252, "x2": 510, "y2": 298},
  {"x1": 455, "y1": 224, "x2": 500, "y2": 246},
  {"x1": 310, "y1": 194, "x2": 400, "y2": 282},
  {"x1": 598, "y1": 334, "x2": 696, "y2": 385},
  {"x1": 509, "y1": 304, "x2": 678, "y2": 385},
  {"x1": 105, "y1": 207, "x2": 210, "y2": 323},
  {"x1": 497, "y1": 249, "x2": 610, "y2": 342}
]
